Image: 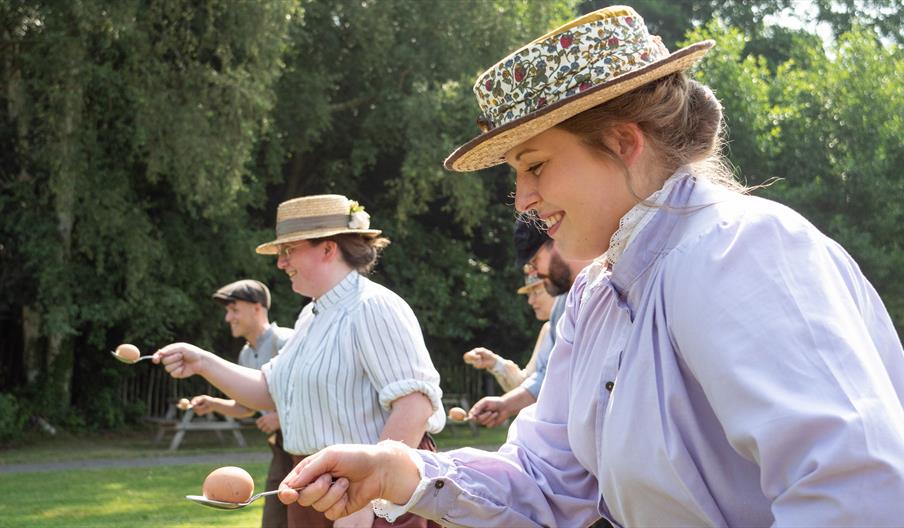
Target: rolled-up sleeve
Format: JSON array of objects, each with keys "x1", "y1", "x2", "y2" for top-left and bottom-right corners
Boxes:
[
  {"x1": 666, "y1": 209, "x2": 904, "y2": 525},
  {"x1": 354, "y1": 293, "x2": 446, "y2": 433},
  {"x1": 519, "y1": 337, "x2": 551, "y2": 398}
]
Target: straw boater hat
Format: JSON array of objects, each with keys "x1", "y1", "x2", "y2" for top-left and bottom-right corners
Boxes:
[
  {"x1": 444, "y1": 5, "x2": 714, "y2": 172},
  {"x1": 256, "y1": 194, "x2": 381, "y2": 255},
  {"x1": 517, "y1": 275, "x2": 546, "y2": 295}
]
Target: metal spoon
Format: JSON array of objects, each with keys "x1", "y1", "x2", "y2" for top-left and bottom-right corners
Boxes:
[
  {"x1": 110, "y1": 351, "x2": 154, "y2": 364},
  {"x1": 186, "y1": 488, "x2": 296, "y2": 510}
]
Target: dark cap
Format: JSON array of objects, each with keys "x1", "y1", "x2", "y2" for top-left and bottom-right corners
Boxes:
[
  {"x1": 513, "y1": 219, "x2": 550, "y2": 269},
  {"x1": 212, "y1": 279, "x2": 271, "y2": 310}
]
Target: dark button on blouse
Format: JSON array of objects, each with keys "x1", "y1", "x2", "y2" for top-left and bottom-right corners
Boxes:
[
  {"x1": 434, "y1": 480, "x2": 445, "y2": 489},
  {"x1": 605, "y1": 381, "x2": 615, "y2": 392}
]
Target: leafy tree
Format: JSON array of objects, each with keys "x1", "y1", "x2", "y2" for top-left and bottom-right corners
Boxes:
[
  {"x1": 579, "y1": 0, "x2": 793, "y2": 47},
  {"x1": 0, "y1": 0, "x2": 578, "y2": 429},
  {"x1": 0, "y1": 0, "x2": 296, "y2": 426},
  {"x1": 687, "y1": 21, "x2": 904, "y2": 331}
]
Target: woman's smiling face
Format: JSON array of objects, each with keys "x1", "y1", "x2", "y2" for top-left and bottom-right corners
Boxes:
[{"x1": 507, "y1": 127, "x2": 642, "y2": 261}]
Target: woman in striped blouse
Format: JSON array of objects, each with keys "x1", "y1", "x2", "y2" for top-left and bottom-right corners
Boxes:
[{"x1": 154, "y1": 194, "x2": 445, "y2": 528}]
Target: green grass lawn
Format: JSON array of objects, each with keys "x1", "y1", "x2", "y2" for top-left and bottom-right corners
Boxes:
[
  {"x1": 0, "y1": 462, "x2": 270, "y2": 528},
  {"x1": 0, "y1": 424, "x2": 509, "y2": 526}
]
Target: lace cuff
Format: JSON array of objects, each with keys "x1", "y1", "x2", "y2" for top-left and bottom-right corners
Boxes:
[{"x1": 371, "y1": 447, "x2": 429, "y2": 522}]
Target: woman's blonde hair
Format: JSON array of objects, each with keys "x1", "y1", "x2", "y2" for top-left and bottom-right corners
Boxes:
[{"x1": 557, "y1": 72, "x2": 744, "y2": 194}]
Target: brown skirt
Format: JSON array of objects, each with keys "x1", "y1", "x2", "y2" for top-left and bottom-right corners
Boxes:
[{"x1": 287, "y1": 436, "x2": 440, "y2": 528}]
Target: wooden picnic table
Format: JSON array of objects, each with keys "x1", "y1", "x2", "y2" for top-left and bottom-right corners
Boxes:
[{"x1": 147, "y1": 401, "x2": 250, "y2": 451}]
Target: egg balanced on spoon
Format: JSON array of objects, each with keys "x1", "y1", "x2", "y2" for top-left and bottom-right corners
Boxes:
[{"x1": 110, "y1": 344, "x2": 154, "y2": 364}]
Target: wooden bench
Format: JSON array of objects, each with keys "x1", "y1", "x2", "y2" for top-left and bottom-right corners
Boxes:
[{"x1": 147, "y1": 402, "x2": 251, "y2": 451}]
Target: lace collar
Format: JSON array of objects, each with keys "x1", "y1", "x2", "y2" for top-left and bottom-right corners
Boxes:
[
  {"x1": 579, "y1": 170, "x2": 687, "y2": 305},
  {"x1": 606, "y1": 170, "x2": 686, "y2": 267}
]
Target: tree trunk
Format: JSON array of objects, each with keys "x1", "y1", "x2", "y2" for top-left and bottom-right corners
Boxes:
[
  {"x1": 21, "y1": 306, "x2": 43, "y2": 384},
  {"x1": 5, "y1": 26, "x2": 41, "y2": 385},
  {"x1": 44, "y1": 17, "x2": 85, "y2": 406}
]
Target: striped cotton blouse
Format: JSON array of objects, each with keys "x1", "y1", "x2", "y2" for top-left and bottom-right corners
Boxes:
[{"x1": 262, "y1": 271, "x2": 445, "y2": 455}]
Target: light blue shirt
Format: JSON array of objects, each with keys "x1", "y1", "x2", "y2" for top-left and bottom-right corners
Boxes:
[
  {"x1": 520, "y1": 294, "x2": 565, "y2": 398},
  {"x1": 237, "y1": 322, "x2": 293, "y2": 371},
  {"x1": 402, "y1": 173, "x2": 904, "y2": 526}
]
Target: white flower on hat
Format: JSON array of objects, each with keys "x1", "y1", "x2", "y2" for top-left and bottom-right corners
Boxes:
[{"x1": 348, "y1": 201, "x2": 371, "y2": 230}]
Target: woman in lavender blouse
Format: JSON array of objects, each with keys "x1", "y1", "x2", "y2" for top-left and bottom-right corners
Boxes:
[{"x1": 278, "y1": 6, "x2": 904, "y2": 527}]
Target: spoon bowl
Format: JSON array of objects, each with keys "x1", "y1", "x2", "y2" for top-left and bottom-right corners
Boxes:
[
  {"x1": 187, "y1": 489, "x2": 289, "y2": 510},
  {"x1": 110, "y1": 351, "x2": 154, "y2": 364}
]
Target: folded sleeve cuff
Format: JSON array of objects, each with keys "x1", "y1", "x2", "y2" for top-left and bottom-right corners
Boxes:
[
  {"x1": 520, "y1": 372, "x2": 542, "y2": 398},
  {"x1": 378, "y1": 379, "x2": 446, "y2": 433}
]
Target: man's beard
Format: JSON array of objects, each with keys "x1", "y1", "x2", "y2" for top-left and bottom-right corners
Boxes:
[{"x1": 544, "y1": 253, "x2": 572, "y2": 296}]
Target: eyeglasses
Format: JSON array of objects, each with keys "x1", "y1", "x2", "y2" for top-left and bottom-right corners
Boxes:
[{"x1": 276, "y1": 242, "x2": 306, "y2": 259}]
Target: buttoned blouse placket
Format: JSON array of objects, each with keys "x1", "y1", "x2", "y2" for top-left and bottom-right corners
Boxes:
[
  {"x1": 289, "y1": 273, "x2": 366, "y2": 454},
  {"x1": 278, "y1": 317, "x2": 310, "y2": 443}
]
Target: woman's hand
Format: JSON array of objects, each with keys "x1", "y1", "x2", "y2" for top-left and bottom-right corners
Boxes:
[
  {"x1": 462, "y1": 347, "x2": 498, "y2": 370},
  {"x1": 469, "y1": 396, "x2": 509, "y2": 428},
  {"x1": 256, "y1": 412, "x2": 281, "y2": 435},
  {"x1": 152, "y1": 342, "x2": 209, "y2": 378},
  {"x1": 278, "y1": 441, "x2": 420, "y2": 521}
]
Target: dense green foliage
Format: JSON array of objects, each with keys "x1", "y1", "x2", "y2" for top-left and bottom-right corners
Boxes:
[{"x1": 1, "y1": 0, "x2": 901, "y2": 433}]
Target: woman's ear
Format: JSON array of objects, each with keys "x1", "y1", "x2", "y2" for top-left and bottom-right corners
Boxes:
[
  {"x1": 322, "y1": 240, "x2": 338, "y2": 261},
  {"x1": 603, "y1": 123, "x2": 645, "y2": 167}
]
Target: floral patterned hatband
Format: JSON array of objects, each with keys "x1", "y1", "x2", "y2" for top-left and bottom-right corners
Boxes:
[{"x1": 473, "y1": 13, "x2": 669, "y2": 132}]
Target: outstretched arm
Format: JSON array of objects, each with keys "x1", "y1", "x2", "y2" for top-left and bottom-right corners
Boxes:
[{"x1": 190, "y1": 395, "x2": 256, "y2": 418}]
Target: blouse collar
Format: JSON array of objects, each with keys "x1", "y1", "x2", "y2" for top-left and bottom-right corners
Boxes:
[
  {"x1": 607, "y1": 169, "x2": 687, "y2": 267},
  {"x1": 609, "y1": 171, "x2": 699, "y2": 314},
  {"x1": 312, "y1": 271, "x2": 359, "y2": 315},
  {"x1": 581, "y1": 170, "x2": 691, "y2": 306}
]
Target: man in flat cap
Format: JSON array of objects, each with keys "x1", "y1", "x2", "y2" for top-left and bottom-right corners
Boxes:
[{"x1": 191, "y1": 279, "x2": 294, "y2": 528}]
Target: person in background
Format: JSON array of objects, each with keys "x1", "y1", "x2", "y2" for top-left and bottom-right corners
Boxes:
[
  {"x1": 155, "y1": 195, "x2": 444, "y2": 528},
  {"x1": 468, "y1": 233, "x2": 590, "y2": 428},
  {"x1": 463, "y1": 221, "x2": 554, "y2": 392},
  {"x1": 189, "y1": 279, "x2": 294, "y2": 528},
  {"x1": 463, "y1": 274, "x2": 555, "y2": 393},
  {"x1": 275, "y1": 5, "x2": 904, "y2": 527}
]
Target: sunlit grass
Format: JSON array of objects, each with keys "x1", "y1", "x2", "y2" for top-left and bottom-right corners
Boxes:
[
  {"x1": 0, "y1": 462, "x2": 269, "y2": 528},
  {"x1": 0, "y1": 423, "x2": 509, "y2": 526}
]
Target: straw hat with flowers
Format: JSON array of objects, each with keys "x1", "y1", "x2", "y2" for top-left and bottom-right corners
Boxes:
[
  {"x1": 445, "y1": 5, "x2": 714, "y2": 172},
  {"x1": 256, "y1": 194, "x2": 380, "y2": 255}
]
